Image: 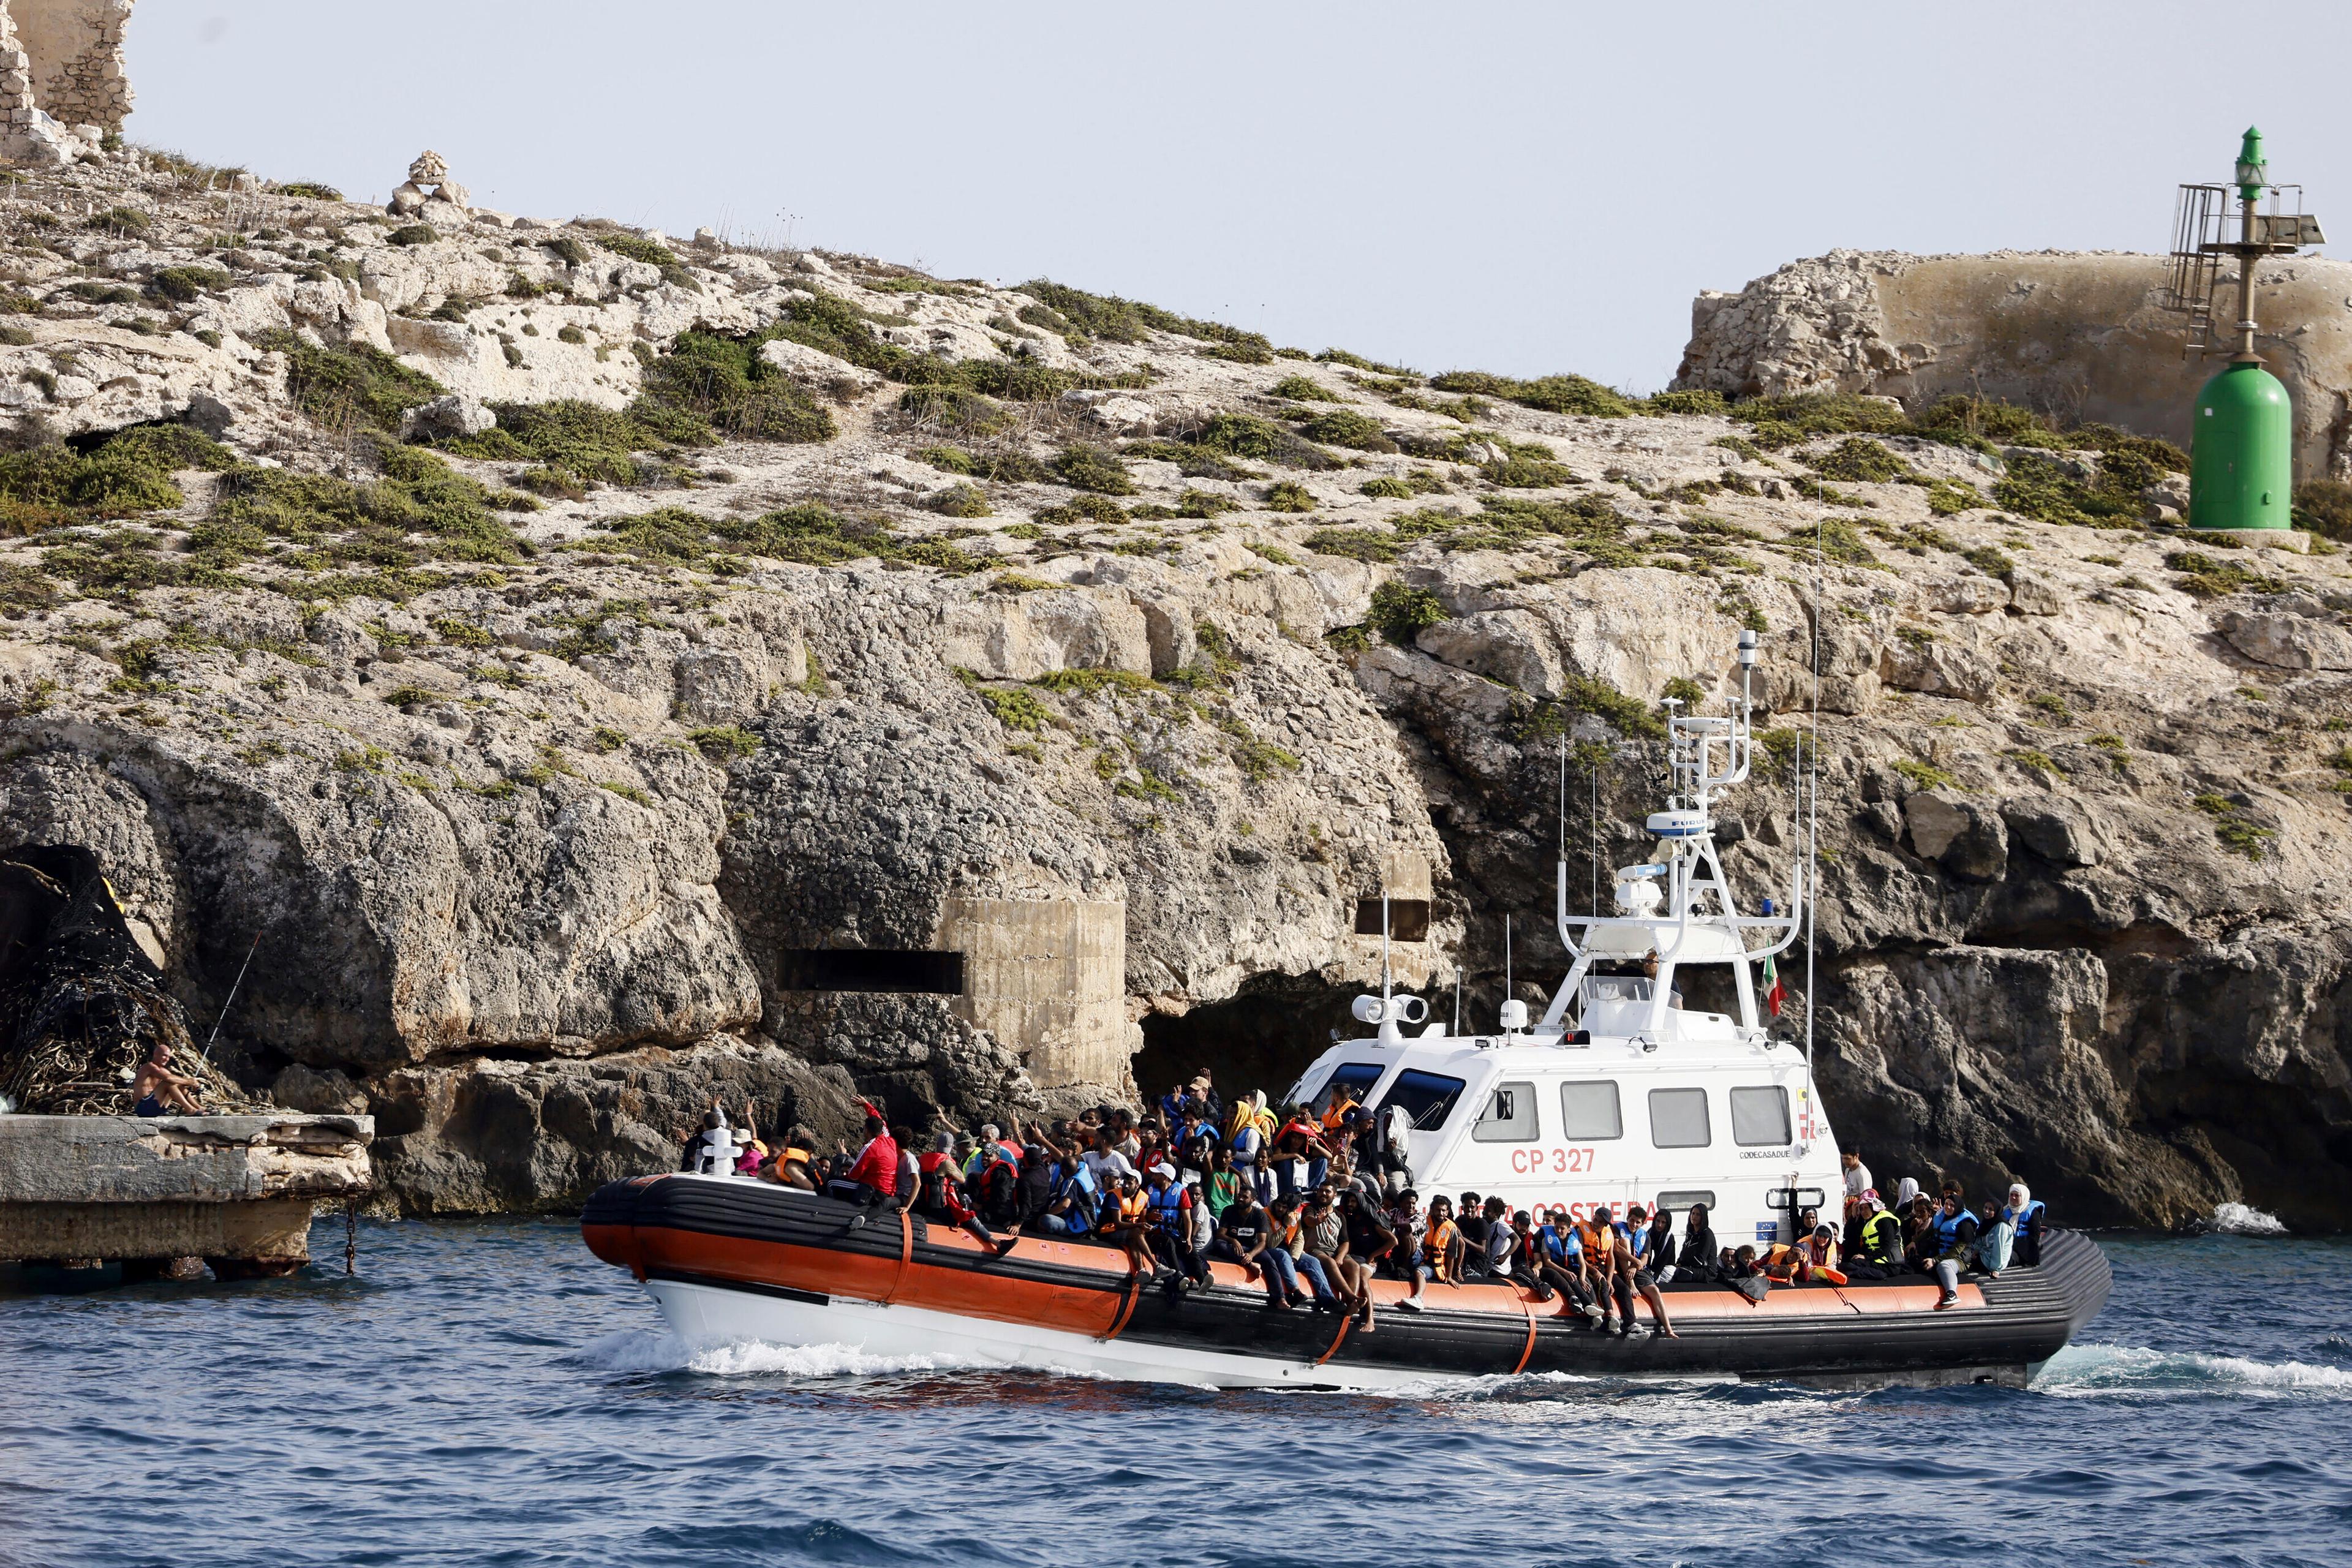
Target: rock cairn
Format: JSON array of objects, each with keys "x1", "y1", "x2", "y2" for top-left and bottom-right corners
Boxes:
[{"x1": 388, "y1": 149, "x2": 470, "y2": 216}]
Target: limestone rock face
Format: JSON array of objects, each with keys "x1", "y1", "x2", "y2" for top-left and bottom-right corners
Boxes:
[
  {"x1": 2217, "y1": 608, "x2": 2352, "y2": 672},
  {"x1": 398, "y1": 393, "x2": 496, "y2": 443},
  {"x1": 0, "y1": 154, "x2": 2346, "y2": 1229},
  {"x1": 1673, "y1": 247, "x2": 2352, "y2": 481},
  {"x1": 344, "y1": 1038, "x2": 862, "y2": 1215}
]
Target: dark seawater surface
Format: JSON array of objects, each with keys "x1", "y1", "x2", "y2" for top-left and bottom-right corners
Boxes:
[{"x1": 3, "y1": 1218, "x2": 2346, "y2": 1568}]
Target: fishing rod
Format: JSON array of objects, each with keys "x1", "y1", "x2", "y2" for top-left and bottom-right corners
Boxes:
[{"x1": 199, "y1": 927, "x2": 265, "y2": 1067}]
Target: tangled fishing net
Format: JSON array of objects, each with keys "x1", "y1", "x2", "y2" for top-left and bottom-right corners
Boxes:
[{"x1": 0, "y1": 846, "x2": 256, "y2": 1115}]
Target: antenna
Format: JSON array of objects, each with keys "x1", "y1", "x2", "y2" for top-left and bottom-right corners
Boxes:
[
  {"x1": 1381, "y1": 890, "x2": 1393, "y2": 1008},
  {"x1": 2162, "y1": 128, "x2": 2323, "y2": 532},
  {"x1": 1504, "y1": 912, "x2": 1512, "y2": 1008}
]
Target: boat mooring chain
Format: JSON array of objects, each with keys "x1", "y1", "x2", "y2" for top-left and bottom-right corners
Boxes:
[{"x1": 344, "y1": 1187, "x2": 368, "y2": 1277}]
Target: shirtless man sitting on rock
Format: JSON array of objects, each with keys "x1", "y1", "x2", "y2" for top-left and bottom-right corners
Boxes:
[{"x1": 130, "y1": 1042, "x2": 203, "y2": 1117}]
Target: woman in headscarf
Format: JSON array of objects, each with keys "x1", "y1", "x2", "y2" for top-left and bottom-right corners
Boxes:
[{"x1": 2000, "y1": 1182, "x2": 2045, "y2": 1267}]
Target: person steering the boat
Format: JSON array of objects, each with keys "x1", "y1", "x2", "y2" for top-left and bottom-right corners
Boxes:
[{"x1": 1637, "y1": 952, "x2": 1684, "y2": 1008}]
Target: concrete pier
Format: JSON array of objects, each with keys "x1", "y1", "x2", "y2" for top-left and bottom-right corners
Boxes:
[{"x1": 0, "y1": 1114, "x2": 372, "y2": 1279}]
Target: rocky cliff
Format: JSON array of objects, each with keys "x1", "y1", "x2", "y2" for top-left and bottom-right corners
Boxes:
[
  {"x1": 1, "y1": 148, "x2": 2346, "y2": 1229},
  {"x1": 1672, "y1": 247, "x2": 2352, "y2": 483}
]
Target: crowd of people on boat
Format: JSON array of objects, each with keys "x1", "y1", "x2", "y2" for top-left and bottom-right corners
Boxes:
[{"x1": 676, "y1": 1073, "x2": 2048, "y2": 1326}]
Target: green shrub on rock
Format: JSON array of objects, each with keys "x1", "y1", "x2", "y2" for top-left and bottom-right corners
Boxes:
[
  {"x1": 1297, "y1": 409, "x2": 1396, "y2": 452},
  {"x1": 1054, "y1": 445, "x2": 1136, "y2": 495},
  {"x1": 1430, "y1": 370, "x2": 1634, "y2": 418},
  {"x1": 261, "y1": 330, "x2": 447, "y2": 432},
  {"x1": 1370, "y1": 580, "x2": 1446, "y2": 643},
  {"x1": 929, "y1": 482, "x2": 992, "y2": 518}
]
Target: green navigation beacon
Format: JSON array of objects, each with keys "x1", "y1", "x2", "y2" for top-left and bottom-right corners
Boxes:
[{"x1": 2162, "y1": 129, "x2": 2326, "y2": 531}]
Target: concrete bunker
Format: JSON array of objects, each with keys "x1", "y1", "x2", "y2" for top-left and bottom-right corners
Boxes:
[{"x1": 1, "y1": 1, "x2": 134, "y2": 138}]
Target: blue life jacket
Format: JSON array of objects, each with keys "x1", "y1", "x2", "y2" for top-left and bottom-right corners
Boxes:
[
  {"x1": 2002, "y1": 1199, "x2": 2044, "y2": 1234},
  {"x1": 1932, "y1": 1210, "x2": 1965, "y2": 1250},
  {"x1": 1148, "y1": 1183, "x2": 1185, "y2": 1232}
]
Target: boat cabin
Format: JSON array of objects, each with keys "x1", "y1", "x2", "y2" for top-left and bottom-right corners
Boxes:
[{"x1": 1287, "y1": 630, "x2": 1844, "y2": 1250}]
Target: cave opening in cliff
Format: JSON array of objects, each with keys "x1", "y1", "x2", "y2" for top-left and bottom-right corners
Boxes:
[{"x1": 1133, "y1": 975, "x2": 1366, "y2": 1107}]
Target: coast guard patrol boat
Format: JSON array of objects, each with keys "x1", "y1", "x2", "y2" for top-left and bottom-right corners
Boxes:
[{"x1": 584, "y1": 633, "x2": 2110, "y2": 1390}]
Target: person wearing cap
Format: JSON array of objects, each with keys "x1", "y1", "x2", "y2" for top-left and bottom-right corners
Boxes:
[
  {"x1": 1189, "y1": 1071, "x2": 1223, "y2": 1128},
  {"x1": 1143, "y1": 1161, "x2": 1207, "y2": 1287}
]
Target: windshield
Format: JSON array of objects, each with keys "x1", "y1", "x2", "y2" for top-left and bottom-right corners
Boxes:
[
  {"x1": 1308, "y1": 1061, "x2": 1384, "y2": 1116},
  {"x1": 1374, "y1": 1069, "x2": 1468, "y2": 1132}
]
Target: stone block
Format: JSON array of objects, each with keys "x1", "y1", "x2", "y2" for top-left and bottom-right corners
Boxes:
[{"x1": 938, "y1": 897, "x2": 1128, "y2": 1090}]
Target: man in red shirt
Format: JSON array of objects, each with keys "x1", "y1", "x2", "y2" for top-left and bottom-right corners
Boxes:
[{"x1": 832, "y1": 1104, "x2": 898, "y2": 1226}]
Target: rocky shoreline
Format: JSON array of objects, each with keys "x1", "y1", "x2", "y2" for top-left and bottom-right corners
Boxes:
[{"x1": 0, "y1": 146, "x2": 2344, "y2": 1229}]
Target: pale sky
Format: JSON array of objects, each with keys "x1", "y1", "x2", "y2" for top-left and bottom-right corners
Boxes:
[{"x1": 127, "y1": 1, "x2": 2352, "y2": 391}]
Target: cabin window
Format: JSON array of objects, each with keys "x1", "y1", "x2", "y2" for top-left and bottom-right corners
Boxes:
[
  {"x1": 1648, "y1": 1087, "x2": 1711, "y2": 1148},
  {"x1": 1654, "y1": 1190, "x2": 1716, "y2": 1213},
  {"x1": 1558, "y1": 1079, "x2": 1623, "y2": 1140},
  {"x1": 1730, "y1": 1085, "x2": 1793, "y2": 1147},
  {"x1": 1310, "y1": 1062, "x2": 1384, "y2": 1117},
  {"x1": 1583, "y1": 975, "x2": 1654, "y2": 1006},
  {"x1": 1471, "y1": 1080, "x2": 1539, "y2": 1142},
  {"x1": 1374, "y1": 1069, "x2": 1466, "y2": 1132}
]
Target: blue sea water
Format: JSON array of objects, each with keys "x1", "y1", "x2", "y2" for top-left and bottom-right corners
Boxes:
[{"x1": 2, "y1": 1218, "x2": 2346, "y2": 1568}]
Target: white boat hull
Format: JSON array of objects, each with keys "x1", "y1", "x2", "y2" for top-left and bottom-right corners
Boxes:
[{"x1": 644, "y1": 1278, "x2": 1490, "y2": 1392}]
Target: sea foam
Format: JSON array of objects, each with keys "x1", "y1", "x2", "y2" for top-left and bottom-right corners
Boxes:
[
  {"x1": 2037, "y1": 1342, "x2": 2352, "y2": 1399},
  {"x1": 2206, "y1": 1202, "x2": 2289, "y2": 1236},
  {"x1": 571, "y1": 1327, "x2": 1033, "y2": 1381}
]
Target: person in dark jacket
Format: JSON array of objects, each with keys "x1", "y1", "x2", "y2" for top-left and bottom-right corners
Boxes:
[
  {"x1": 1676, "y1": 1204, "x2": 1719, "y2": 1283},
  {"x1": 1636, "y1": 1205, "x2": 1678, "y2": 1281},
  {"x1": 1011, "y1": 1147, "x2": 1054, "y2": 1229}
]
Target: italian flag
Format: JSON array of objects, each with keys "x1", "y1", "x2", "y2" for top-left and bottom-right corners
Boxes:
[{"x1": 1763, "y1": 954, "x2": 1786, "y2": 1017}]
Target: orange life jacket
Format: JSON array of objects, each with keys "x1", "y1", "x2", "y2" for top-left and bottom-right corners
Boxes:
[{"x1": 1424, "y1": 1217, "x2": 1459, "y2": 1281}]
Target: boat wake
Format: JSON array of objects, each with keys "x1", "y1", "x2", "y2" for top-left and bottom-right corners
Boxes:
[
  {"x1": 2205, "y1": 1202, "x2": 2289, "y2": 1236},
  {"x1": 2035, "y1": 1343, "x2": 2352, "y2": 1399},
  {"x1": 572, "y1": 1327, "x2": 1005, "y2": 1381}
]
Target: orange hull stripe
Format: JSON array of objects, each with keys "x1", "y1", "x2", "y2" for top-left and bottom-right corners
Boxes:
[{"x1": 582, "y1": 1223, "x2": 1986, "y2": 1330}]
